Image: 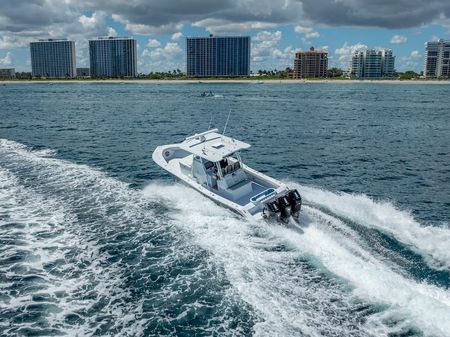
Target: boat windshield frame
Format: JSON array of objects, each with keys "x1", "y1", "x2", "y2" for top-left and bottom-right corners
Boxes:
[{"x1": 213, "y1": 151, "x2": 244, "y2": 180}]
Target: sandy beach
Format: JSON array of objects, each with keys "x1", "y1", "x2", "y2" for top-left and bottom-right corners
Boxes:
[{"x1": 1, "y1": 79, "x2": 449, "y2": 84}]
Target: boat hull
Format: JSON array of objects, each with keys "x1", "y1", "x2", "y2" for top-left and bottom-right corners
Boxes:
[{"x1": 152, "y1": 144, "x2": 299, "y2": 223}]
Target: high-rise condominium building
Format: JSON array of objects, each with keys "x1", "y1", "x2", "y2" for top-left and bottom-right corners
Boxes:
[
  {"x1": 424, "y1": 39, "x2": 450, "y2": 78},
  {"x1": 0, "y1": 68, "x2": 15, "y2": 78},
  {"x1": 30, "y1": 39, "x2": 76, "y2": 78},
  {"x1": 351, "y1": 49, "x2": 395, "y2": 79},
  {"x1": 89, "y1": 37, "x2": 137, "y2": 78},
  {"x1": 292, "y1": 47, "x2": 328, "y2": 78},
  {"x1": 186, "y1": 35, "x2": 250, "y2": 77}
]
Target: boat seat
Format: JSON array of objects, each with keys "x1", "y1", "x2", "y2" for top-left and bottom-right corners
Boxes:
[
  {"x1": 221, "y1": 169, "x2": 247, "y2": 188},
  {"x1": 222, "y1": 161, "x2": 240, "y2": 176},
  {"x1": 179, "y1": 155, "x2": 193, "y2": 169},
  {"x1": 217, "y1": 169, "x2": 252, "y2": 201}
]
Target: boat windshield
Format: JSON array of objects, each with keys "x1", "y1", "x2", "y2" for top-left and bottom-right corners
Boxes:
[{"x1": 204, "y1": 161, "x2": 215, "y2": 170}]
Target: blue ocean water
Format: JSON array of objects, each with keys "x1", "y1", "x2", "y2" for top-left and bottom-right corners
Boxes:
[{"x1": 0, "y1": 82, "x2": 449, "y2": 337}]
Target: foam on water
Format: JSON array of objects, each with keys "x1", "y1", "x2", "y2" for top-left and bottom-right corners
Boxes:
[
  {"x1": 30, "y1": 147, "x2": 58, "y2": 158},
  {"x1": 0, "y1": 167, "x2": 144, "y2": 336},
  {"x1": 0, "y1": 141, "x2": 154, "y2": 336},
  {"x1": 144, "y1": 182, "x2": 450, "y2": 337},
  {"x1": 0, "y1": 139, "x2": 255, "y2": 336},
  {"x1": 2, "y1": 138, "x2": 449, "y2": 336},
  {"x1": 143, "y1": 183, "x2": 374, "y2": 336},
  {"x1": 295, "y1": 184, "x2": 450, "y2": 271},
  {"x1": 286, "y1": 207, "x2": 450, "y2": 336}
]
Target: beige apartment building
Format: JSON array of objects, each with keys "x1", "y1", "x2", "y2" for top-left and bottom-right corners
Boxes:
[{"x1": 293, "y1": 47, "x2": 328, "y2": 78}]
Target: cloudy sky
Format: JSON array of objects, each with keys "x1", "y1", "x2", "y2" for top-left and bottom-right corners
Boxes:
[{"x1": 1, "y1": 0, "x2": 449, "y2": 73}]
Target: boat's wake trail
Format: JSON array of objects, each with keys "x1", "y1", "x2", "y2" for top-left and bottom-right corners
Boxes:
[
  {"x1": 0, "y1": 139, "x2": 255, "y2": 336},
  {"x1": 145, "y1": 182, "x2": 450, "y2": 337},
  {"x1": 296, "y1": 184, "x2": 450, "y2": 271},
  {"x1": 1, "y1": 138, "x2": 449, "y2": 337}
]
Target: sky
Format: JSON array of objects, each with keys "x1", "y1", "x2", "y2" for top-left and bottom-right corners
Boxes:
[{"x1": 0, "y1": 0, "x2": 449, "y2": 73}]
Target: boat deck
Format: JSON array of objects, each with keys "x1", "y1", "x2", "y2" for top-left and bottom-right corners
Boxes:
[
  {"x1": 234, "y1": 181, "x2": 268, "y2": 206},
  {"x1": 168, "y1": 156, "x2": 274, "y2": 207}
]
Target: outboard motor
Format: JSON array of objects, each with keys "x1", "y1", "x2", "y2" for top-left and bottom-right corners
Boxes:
[
  {"x1": 276, "y1": 196, "x2": 291, "y2": 223},
  {"x1": 287, "y1": 189, "x2": 302, "y2": 218},
  {"x1": 263, "y1": 200, "x2": 280, "y2": 220}
]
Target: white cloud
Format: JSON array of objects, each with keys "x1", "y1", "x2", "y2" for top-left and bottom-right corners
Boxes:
[
  {"x1": 272, "y1": 46, "x2": 297, "y2": 65},
  {"x1": 76, "y1": 49, "x2": 88, "y2": 67},
  {"x1": 193, "y1": 18, "x2": 276, "y2": 34},
  {"x1": 294, "y1": 25, "x2": 320, "y2": 39},
  {"x1": 410, "y1": 50, "x2": 421, "y2": 59},
  {"x1": 390, "y1": 34, "x2": 407, "y2": 44},
  {"x1": 252, "y1": 31, "x2": 282, "y2": 62},
  {"x1": 78, "y1": 12, "x2": 106, "y2": 30},
  {"x1": 142, "y1": 49, "x2": 151, "y2": 57},
  {"x1": 431, "y1": 35, "x2": 440, "y2": 42},
  {"x1": 107, "y1": 27, "x2": 117, "y2": 37},
  {"x1": 254, "y1": 31, "x2": 282, "y2": 45},
  {"x1": 335, "y1": 42, "x2": 367, "y2": 57},
  {"x1": 112, "y1": 14, "x2": 183, "y2": 35},
  {"x1": 171, "y1": 32, "x2": 183, "y2": 41},
  {"x1": 141, "y1": 42, "x2": 184, "y2": 72},
  {"x1": 0, "y1": 35, "x2": 32, "y2": 49},
  {"x1": 251, "y1": 30, "x2": 297, "y2": 69},
  {"x1": 147, "y1": 39, "x2": 161, "y2": 48},
  {"x1": 334, "y1": 42, "x2": 368, "y2": 68},
  {"x1": 434, "y1": 13, "x2": 450, "y2": 35},
  {"x1": 0, "y1": 52, "x2": 13, "y2": 66},
  {"x1": 145, "y1": 42, "x2": 183, "y2": 60},
  {"x1": 398, "y1": 49, "x2": 423, "y2": 71}
]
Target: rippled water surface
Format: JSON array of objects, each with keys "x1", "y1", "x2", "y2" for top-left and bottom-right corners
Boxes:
[{"x1": 1, "y1": 82, "x2": 449, "y2": 337}]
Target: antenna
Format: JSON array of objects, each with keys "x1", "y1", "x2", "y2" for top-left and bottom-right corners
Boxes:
[
  {"x1": 223, "y1": 109, "x2": 232, "y2": 136},
  {"x1": 207, "y1": 111, "x2": 214, "y2": 130}
]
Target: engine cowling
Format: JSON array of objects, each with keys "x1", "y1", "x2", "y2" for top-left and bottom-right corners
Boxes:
[
  {"x1": 263, "y1": 200, "x2": 280, "y2": 220},
  {"x1": 287, "y1": 189, "x2": 302, "y2": 218},
  {"x1": 276, "y1": 196, "x2": 291, "y2": 223}
]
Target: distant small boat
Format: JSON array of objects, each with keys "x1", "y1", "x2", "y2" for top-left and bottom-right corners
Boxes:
[
  {"x1": 199, "y1": 92, "x2": 223, "y2": 98},
  {"x1": 200, "y1": 92, "x2": 214, "y2": 97},
  {"x1": 152, "y1": 129, "x2": 302, "y2": 224}
]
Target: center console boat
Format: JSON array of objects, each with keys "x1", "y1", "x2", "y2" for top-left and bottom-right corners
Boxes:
[{"x1": 152, "y1": 129, "x2": 302, "y2": 223}]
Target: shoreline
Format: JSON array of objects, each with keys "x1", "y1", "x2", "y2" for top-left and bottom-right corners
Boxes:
[{"x1": 1, "y1": 79, "x2": 449, "y2": 85}]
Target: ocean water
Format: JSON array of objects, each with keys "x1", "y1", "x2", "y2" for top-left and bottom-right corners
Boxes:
[{"x1": 0, "y1": 82, "x2": 449, "y2": 337}]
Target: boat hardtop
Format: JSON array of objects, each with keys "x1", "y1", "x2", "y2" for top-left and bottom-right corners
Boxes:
[{"x1": 152, "y1": 129, "x2": 302, "y2": 223}]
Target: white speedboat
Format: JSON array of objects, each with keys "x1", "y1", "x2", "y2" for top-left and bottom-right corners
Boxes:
[{"x1": 152, "y1": 129, "x2": 302, "y2": 223}]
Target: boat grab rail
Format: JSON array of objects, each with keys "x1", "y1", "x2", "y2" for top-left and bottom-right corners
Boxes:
[
  {"x1": 250, "y1": 188, "x2": 276, "y2": 204},
  {"x1": 185, "y1": 128, "x2": 219, "y2": 141}
]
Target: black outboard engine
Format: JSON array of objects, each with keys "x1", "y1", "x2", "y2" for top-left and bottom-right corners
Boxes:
[
  {"x1": 287, "y1": 189, "x2": 302, "y2": 218},
  {"x1": 263, "y1": 200, "x2": 280, "y2": 220},
  {"x1": 276, "y1": 196, "x2": 291, "y2": 223}
]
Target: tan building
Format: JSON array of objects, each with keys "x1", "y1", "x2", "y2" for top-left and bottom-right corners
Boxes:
[{"x1": 293, "y1": 47, "x2": 328, "y2": 78}]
